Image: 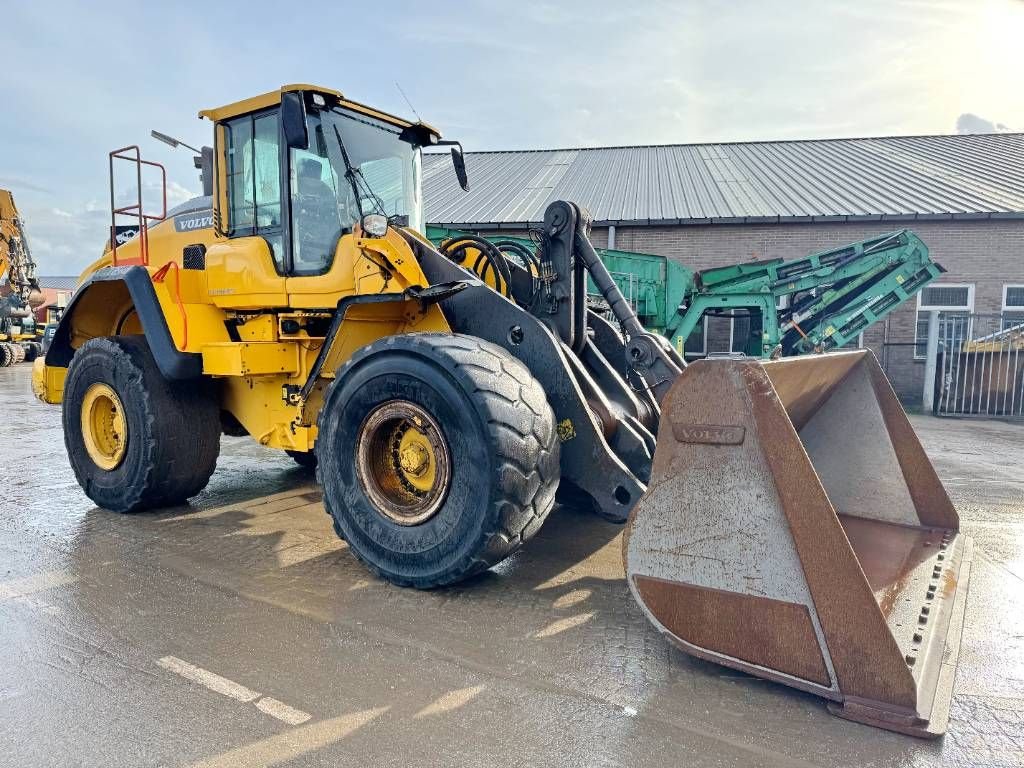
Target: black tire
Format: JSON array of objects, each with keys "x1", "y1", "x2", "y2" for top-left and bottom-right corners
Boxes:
[
  {"x1": 0, "y1": 344, "x2": 10, "y2": 367},
  {"x1": 286, "y1": 449, "x2": 318, "y2": 470},
  {"x1": 21, "y1": 342, "x2": 38, "y2": 363},
  {"x1": 62, "y1": 335, "x2": 220, "y2": 513},
  {"x1": 318, "y1": 333, "x2": 560, "y2": 588}
]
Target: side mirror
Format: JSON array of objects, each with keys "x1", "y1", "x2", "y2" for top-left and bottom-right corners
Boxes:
[
  {"x1": 449, "y1": 144, "x2": 469, "y2": 191},
  {"x1": 414, "y1": 136, "x2": 470, "y2": 192},
  {"x1": 198, "y1": 146, "x2": 214, "y2": 197},
  {"x1": 281, "y1": 92, "x2": 308, "y2": 150}
]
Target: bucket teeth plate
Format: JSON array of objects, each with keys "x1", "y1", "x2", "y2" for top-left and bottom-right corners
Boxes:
[{"x1": 624, "y1": 350, "x2": 971, "y2": 737}]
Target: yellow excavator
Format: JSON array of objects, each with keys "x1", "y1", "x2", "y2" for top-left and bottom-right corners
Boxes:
[
  {"x1": 32, "y1": 85, "x2": 971, "y2": 737},
  {"x1": 0, "y1": 189, "x2": 45, "y2": 365}
]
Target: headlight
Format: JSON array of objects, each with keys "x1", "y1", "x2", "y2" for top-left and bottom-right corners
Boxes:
[{"x1": 361, "y1": 214, "x2": 388, "y2": 238}]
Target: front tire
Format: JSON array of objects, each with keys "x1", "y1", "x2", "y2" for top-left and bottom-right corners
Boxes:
[
  {"x1": 62, "y1": 336, "x2": 220, "y2": 513},
  {"x1": 318, "y1": 333, "x2": 560, "y2": 588}
]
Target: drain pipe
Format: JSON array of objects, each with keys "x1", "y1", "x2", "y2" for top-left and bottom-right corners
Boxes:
[{"x1": 607, "y1": 224, "x2": 616, "y2": 249}]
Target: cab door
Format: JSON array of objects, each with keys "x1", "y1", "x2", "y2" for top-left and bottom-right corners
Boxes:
[
  {"x1": 206, "y1": 108, "x2": 289, "y2": 309},
  {"x1": 282, "y1": 107, "x2": 362, "y2": 307}
]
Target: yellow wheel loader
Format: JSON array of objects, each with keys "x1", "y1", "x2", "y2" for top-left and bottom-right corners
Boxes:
[{"x1": 33, "y1": 85, "x2": 971, "y2": 737}]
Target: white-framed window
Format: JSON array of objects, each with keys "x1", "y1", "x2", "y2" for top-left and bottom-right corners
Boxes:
[
  {"x1": 729, "y1": 310, "x2": 752, "y2": 354},
  {"x1": 1002, "y1": 285, "x2": 1024, "y2": 331},
  {"x1": 915, "y1": 283, "x2": 974, "y2": 358},
  {"x1": 678, "y1": 317, "x2": 708, "y2": 358}
]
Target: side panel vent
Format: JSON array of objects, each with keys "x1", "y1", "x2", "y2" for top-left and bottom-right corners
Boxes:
[{"x1": 183, "y1": 244, "x2": 207, "y2": 270}]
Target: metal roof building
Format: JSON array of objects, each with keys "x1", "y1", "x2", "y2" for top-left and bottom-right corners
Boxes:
[
  {"x1": 424, "y1": 133, "x2": 1024, "y2": 228},
  {"x1": 36, "y1": 276, "x2": 79, "y2": 291}
]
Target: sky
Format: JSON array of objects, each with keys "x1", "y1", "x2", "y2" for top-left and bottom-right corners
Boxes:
[{"x1": 2, "y1": 0, "x2": 1022, "y2": 275}]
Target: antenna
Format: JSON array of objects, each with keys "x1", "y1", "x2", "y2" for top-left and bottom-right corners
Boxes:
[{"x1": 395, "y1": 82, "x2": 422, "y2": 123}]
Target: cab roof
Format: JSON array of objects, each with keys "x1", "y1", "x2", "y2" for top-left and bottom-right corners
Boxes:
[{"x1": 198, "y1": 84, "x2": 439, "y2": 137}]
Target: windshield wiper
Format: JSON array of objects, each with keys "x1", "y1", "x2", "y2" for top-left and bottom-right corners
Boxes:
[{"x1": 330, "y1": 124, "x2": 387, "y2": 218}]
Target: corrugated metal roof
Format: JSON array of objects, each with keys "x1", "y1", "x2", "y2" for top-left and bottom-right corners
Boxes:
[
  {"x1": 423, "y1": 133, "x2": 1024, "y2": 227},
  {"x1": 36, "y1": 276, "x2": 78, "y2": 291}
]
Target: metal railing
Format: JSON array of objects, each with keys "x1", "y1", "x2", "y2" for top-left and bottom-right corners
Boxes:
[{"x1": 934, "y1": 312, "x2": 1024, "y2": 418}]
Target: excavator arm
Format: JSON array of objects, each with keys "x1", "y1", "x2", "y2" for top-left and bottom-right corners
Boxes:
[
  {"x1": 0, "y1": 189, "x2": 42, "y2": 306},
  {"x1": 1, "y1": 189, "x2": 45, "y2": 364}
]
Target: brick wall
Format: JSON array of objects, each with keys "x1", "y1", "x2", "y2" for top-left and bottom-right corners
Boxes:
[{"x1": 591, "y1": 219, "x2": 1024, "y2": 404}]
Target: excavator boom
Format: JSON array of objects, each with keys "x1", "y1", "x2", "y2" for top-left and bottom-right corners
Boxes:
[
  {"x1": 1, "y1": 189, "x2": 45, "y2": 365},
  {"x1": 0, "y1": 189, "x2": 42, "y2": 303}
]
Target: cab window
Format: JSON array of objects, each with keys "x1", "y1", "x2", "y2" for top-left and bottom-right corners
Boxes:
[
  {"x1": 224, "y1": 111, "x2": 284, "y2": 270},
  {"x1": 289, "y1": 112, "x2": 353, "y2": 275}
]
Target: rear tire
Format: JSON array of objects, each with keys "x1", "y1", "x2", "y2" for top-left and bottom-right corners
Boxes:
[
  {"x1": 318, "y1": 333, "x2": 560, "y2": 588},
  {"x1": 0, "y1": 344, "x2": 10, "y2": 367},
  {"x1": 62, "y1": 335, "x2": 220, "y2": 513}
]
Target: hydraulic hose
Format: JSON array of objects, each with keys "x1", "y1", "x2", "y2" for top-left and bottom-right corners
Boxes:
[{"x1": 438, "y1": 234, "x2": 513, "y2": 296}]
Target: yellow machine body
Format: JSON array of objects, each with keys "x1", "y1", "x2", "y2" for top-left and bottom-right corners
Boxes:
[{"x1": 34, "y1": 85, "x2": 449, "y2": 452}]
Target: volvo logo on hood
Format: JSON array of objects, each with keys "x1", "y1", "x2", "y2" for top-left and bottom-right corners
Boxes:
[{"x1": 174, "y1": 210, "x2": 214, "y2": 233}]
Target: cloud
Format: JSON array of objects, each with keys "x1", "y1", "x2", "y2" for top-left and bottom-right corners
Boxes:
[
  {"x1": 20, "y1": 202, "x2": 109, "y2": 276},
  {"x1": 167, "y1": 180, "x2": 198, "y2": 207},
  {"x1": 956, "y1": 113, "x2": 1011, "y2": 134},
  {"x1": 0, "y1": 176, "x2": 53, "y2": 195}
]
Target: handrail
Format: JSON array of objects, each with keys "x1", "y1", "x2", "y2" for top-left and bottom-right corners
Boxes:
[{"x1": 109, "y1": 145, "x2": 167, "y2": 266}]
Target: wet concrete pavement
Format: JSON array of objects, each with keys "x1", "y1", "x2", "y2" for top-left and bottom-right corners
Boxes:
[{"x1": 1, "y1": 362, "x2": 1022, "y2": 767}]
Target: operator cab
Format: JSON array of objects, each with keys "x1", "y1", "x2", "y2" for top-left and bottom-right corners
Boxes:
[{"x1": 200, "y1": 84, "x2": 468, "y2": 278}]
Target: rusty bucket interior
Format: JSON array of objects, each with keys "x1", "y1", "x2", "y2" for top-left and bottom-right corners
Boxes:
[{"x1": 624, "y1": 349, "x2": 972, "y2": 737}]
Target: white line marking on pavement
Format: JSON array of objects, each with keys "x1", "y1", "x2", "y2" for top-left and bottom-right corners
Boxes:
[
  {"x1": 157, "y1": 657, "x2": 260, "y2": 703},
  {"x1": 0, "y1": 570, "x2": 77, "y2": 601},
  {"x1": 255, "y1": 696, "x2": 312, "y2": 725},
  {"x1": 157, "y1": 656, "x2": 312, "y2": 725}
]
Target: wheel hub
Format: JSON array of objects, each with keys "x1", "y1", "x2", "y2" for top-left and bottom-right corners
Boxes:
[
  {"x1": 398, "y1": 441, "x2": 431, "y2": 477},
  {"x1": 81, "y1": 382, "x2": 127, "y2": 470},
  {"x1": 356, "y1": 400, "x2": 451, "y2": 526}
]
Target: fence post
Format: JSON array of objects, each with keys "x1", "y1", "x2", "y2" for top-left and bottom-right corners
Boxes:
[{"x1": 923, "y1": 310, "x2": 940, "y2": 413}]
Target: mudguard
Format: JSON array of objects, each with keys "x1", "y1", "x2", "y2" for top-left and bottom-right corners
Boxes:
[{"x1": 44, "y1": 266, "x2": 201, "y2": 380}]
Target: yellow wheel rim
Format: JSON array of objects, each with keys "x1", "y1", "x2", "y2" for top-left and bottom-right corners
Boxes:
[
  {"x1": 356, "y1": 400, "x2": 451, "y2": 526},
  {"x1": 81, "y1": 383, "x2": 128, "y2": 470}
]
